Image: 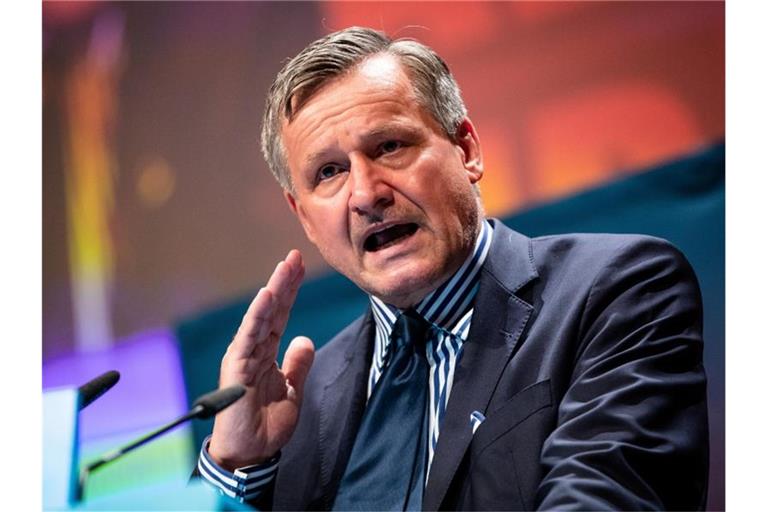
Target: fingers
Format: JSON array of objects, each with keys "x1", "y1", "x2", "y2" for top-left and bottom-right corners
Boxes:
[
  {"x1": 227, "y1": 287, "x2": 274, "y2": 360},
  {"x1": 282, "y1": 336, "x2": 315, "y2": 402},
  {"x1": 227, "y1": 250, "x2": 304, "y2": 361},
  {"x1": 269, "y1": 250, "x2": 305, "y2": 333}
]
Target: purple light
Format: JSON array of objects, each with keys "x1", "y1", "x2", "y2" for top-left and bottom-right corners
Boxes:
[{"x1": 42, "y1": 328, "x2": 189, "y2": 441}]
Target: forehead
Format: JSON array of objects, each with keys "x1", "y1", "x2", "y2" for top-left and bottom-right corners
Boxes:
[
  {"x1": 287, "y1": 53, "x2": 420, "y2": 126},
  {"x1": 355, "y1": 52, "x2": 406, "y2": 84},
  {"x1": 281, "y1": 53, "x2": 435, "y2": 162}
]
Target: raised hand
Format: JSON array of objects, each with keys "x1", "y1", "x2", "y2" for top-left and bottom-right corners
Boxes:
[{"x1": 208, "y1": 249, "x2": 315, "y2": 470}]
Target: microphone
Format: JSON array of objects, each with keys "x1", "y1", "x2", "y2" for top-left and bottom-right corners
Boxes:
[
  {"x1": 76, "y1": 385, "x2": 246, "y2": 501},
  {"x1": 192, "y1": 385, "x2": 247, "y2": 419},
  {"x1": 78, "y1": 370, "x2": 120, "y2": 410}
]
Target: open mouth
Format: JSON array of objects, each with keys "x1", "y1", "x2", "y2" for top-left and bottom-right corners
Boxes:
[{"x1": 363, "y1": 223, "x2": 419, "y2": 252}]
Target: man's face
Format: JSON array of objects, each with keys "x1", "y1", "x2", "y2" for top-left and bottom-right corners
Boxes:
[{"x1": 282, "y1": 54, "x2": 484, "y2": 308}]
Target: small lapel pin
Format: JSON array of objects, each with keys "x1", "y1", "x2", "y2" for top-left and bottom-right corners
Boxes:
[{"x1": 470, "y1": 410, "x2": 486, "y2": 434}]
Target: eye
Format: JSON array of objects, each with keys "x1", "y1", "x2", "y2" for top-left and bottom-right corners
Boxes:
[
  {"x1": 379, "y1": 140, "x2": 403, "y2": 155},
  {"x1": 317, "y1": 163, "x2": 346, "y2": 182}
]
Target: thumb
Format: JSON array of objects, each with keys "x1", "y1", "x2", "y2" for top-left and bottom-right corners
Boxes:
[{"x1": 282, "y1": 336, "x2": 315, "y2": 403}]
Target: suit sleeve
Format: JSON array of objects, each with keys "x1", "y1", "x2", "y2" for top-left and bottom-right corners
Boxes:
[{"x1": 536, "y1": 238, "x2": 709, "y2": 511}]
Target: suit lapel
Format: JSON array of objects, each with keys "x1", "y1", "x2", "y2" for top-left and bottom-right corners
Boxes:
[
  {"x1": 423, "y1": 220, "x2": 538, "y2": 510},
  {"x1": 317, "y1": 313, "x2": 375, "y2": 508}
]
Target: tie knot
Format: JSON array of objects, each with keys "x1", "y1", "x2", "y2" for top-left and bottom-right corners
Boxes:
[{"x1": 391, "y1": 309, "x2": 430, "y2": 353}]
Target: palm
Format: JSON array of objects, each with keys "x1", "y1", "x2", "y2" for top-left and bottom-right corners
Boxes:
[
  {"x1": 209, "y1": 250, "x2": 315, "y2": 470},
  {"x1": 247, "y1": 363, "x2": 303, "y2": 455}
]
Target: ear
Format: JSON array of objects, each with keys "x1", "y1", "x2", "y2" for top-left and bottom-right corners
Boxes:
[
  {"x1": 284, "y1": 190, "x2": 317, "y2": 244},
  {"x1": 455, "y1": 118, "x2": 483, "y2": 184}
]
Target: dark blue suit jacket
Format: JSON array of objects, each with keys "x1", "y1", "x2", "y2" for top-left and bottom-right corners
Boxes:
[{"x1": 257, "y1": 219, "x2": 708, "y2": 510}]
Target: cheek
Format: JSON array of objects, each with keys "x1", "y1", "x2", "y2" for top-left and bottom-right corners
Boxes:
[
  {"x1": 431, "y1": 178, "x2": 480, "y2": 245},
  {"x1": 302, "y1": 201, "x2": 351, "y2": 247},
  {"x1": 416, "y1": 150, "x2": 475, "y2": 209},
  {"x1": 432, "y1": 174, "x2": 476, "y2": 217}
]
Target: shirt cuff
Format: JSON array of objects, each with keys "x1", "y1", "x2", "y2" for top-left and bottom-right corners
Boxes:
[{"x1": 197, "y1": 435, "x2": 280, "y2": 502}]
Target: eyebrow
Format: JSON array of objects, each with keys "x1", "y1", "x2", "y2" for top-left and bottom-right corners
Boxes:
[
  {"x1": 304, "y1": 148, "x2": 338, "y2": 170},
  {"x1": 363, "y1": 123, "x2": 420, "y2": 141},
  {"x1": 304, "y1": 122, "x2": 421, "y2": 172},
  {"x1": 304, "y1": 124, "x2": 421, "y2": 166}
]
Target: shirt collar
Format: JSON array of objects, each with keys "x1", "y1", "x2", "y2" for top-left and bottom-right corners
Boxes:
[{"x1": 369, "y1": 219, "x2": 494, "y2": 337}]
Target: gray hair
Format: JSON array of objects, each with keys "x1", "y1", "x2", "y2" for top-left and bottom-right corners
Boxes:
[{"x1": 260, "y1": 26, "x2": 468, "y2": 191}]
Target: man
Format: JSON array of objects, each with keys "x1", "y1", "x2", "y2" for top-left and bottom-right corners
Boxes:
[{"x1": 196, "y1": 27, "x2": 708, "y2": 510}]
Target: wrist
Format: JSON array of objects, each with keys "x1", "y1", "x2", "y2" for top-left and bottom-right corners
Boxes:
[{"x1": 207, "y1": 438, "x2": 273, "y2": 471}]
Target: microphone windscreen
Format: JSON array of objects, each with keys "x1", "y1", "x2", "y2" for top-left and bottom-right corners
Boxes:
[
  {"x1": 78, "y1": 370, "x2": 120, "y2": 410},
  {"x1": 193, "y1": 385, "x2": 246, "y2": 419}
]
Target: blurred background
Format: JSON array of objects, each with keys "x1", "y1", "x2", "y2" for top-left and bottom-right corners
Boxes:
[{"x1": 42, "y1": 1, "x2": 724, "y2": 509}]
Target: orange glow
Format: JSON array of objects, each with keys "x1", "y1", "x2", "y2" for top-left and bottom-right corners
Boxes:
[
  {"x1": 527, "y1": 82, "x2": 701, "y2": 198},
  {"x1": 476, "y1": 122, "x2": 525, "y2": 216},
  {"x1": 320, "y1": 2, "x2": 500, "y2": 51}
]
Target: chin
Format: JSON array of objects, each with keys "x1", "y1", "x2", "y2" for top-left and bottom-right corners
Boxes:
[{"x1": 360, "y1": 261, "x2": 448, "y2": 308}]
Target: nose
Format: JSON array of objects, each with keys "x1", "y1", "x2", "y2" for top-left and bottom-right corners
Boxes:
[{"x1": 347, "y1": 154, "x2": 394, "y2": 217}]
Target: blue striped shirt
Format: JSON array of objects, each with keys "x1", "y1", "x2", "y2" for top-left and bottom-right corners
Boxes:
[
  {"x1": 199, "y1": 219, "x2": 494, "y2": 502},
  {"x1": 368, "y1": 219, "x2": 493, "y2": 476}
]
